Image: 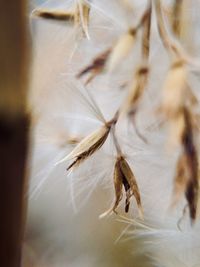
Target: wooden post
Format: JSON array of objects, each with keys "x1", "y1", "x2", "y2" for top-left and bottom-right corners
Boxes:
[{"x1": 0, "y1": 1, "x2": 29, "y2": 267}]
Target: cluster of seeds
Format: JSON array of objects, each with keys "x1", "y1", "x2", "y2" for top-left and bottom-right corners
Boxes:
[{"x1": 33, "y1": 0, "x2": 200, "y2": 223}]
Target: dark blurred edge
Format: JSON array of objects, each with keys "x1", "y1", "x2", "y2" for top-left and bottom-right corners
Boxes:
[{"x1": 0, "y1": 1, "x2": 30, "y2": 267}]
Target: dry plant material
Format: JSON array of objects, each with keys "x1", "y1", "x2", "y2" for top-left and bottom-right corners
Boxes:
[
  {"x1": 105, "y1": 28, "x2": 137, "y2": 72},
  {"x1": 119, "y1": 65, "x2": 149, "y2": 142},
  {"x1": 121, "y1": 65, "x2": 149, "y2": 117},
  {"x1": 77, "y1": 48, "x2": 111, "y2": 85},
  {"x1": 77, "y1": 29, "x2": 137, "y2": 84},
  {"x1": 33, "y1": 0, "x2": 200, "y2": 226},
  {"x1": 74, "y1": 1, "x2": 90, "y2": 38},
  {"x1": 32, "y1": 9, "x2": 75, "y2": 23},
  {"x1": 173, "y1": 107, "x2": 199, "y2": 222},
  {"x1": 171, "y1": 0, "x2": 184, "y2": 38},
  {"x1": 106, "y1": 2, "x2": 152, "y2": 72},
  {"x1": 141, "y1": 1, "x2": 152, "y2": 60},
  {"x1": 159, "y1": 56, "x2": 199, "y2": 222},
  {"x1": 100, "y1": 156, "x2": 143, "y2": 218},
  {"x1": 77, "y1": 3, "x2": 152, "y2": 84},
  {"x1": 155, "y1": 0, "x2": 182, "y2": 58},
  {"x1": 160, "y1": 60, "x2": 186, "y2": 119},
  {"x1": 159, "y1": 60, "x2": 198, "y2": 148},
  {"x1": 33, "y1": 1, "x2": 91, "y2": 38},
  {"x1": 57, "y1": 116, "x2": 117, "y2": 170}
]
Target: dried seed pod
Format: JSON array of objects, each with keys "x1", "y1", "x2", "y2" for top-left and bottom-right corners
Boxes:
[
  {"x1": 100, "y1": 156, "x2": 143, "y2": 218},
  {"x1": 32, "y1": 9, "x2": 75, "y2": 23},
  {"x1": 119, "y1": 156, "x2": 143, "y2": 216},
  {"x1": 105, "y1": 28, "x2": 137, "y2": 72},
  {"x1": 161, "y1": 60, "x2": 187, "y2": 118},
  {"x1": 76, "y1": 48, "x2": 111, "y2": 84}
]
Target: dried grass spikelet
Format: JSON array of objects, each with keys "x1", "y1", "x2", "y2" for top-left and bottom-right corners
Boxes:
[
  {"x1": 100, "y1": 156, "x2": 143, "y2": 219},
  {"x1": 172, "y1": 107, "x2": 199, "y2": 222},
  {"x1": 74, "y1": 0, "x2": 90, "y2": 39},
  {"x1": 32, "y1": 1, "x2": 90, "y2": 38},
  {"x1": 32, "y1": 9, "x2": 75, "y2": 23},
  {"x1": 120, "y1": 64, "x2": 149, "y2": 118},
  {"x1": 56, "y1": 117, "x2": 117, "y2": 170},
  {"x1": 105, "y1": 28, "x2": 137, "y2": 72},
  {"x1": 160, "y1": 60, "x2": 187, "y2": 119},
  {"x1": 76, "y1": 48, "x2": 111, "y2": 85},
  {"x1": 119, "y1": 65, "x2": 149, "y2": 143}
]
